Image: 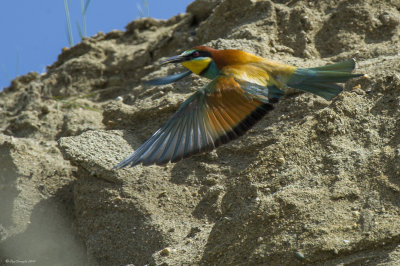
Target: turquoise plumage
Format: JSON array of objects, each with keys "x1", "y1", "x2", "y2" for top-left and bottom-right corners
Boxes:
[
  {"x1": 287, "y1": 59, "x2": 363, "y2": 100},
  {"x1": 114, "y1": 46, "x2": 364, "y2": 168}
]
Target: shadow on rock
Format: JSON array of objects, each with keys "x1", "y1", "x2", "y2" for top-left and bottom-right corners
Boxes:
[
  {"x1": 72, "y1": 170, "x2": 168, "y2": 265},
  {"x1": 0, "y1": 183, "x2": 87, "y2": 266},
  {"x1": 0, "y1": 145, "x2": 19, "y2": 229}
]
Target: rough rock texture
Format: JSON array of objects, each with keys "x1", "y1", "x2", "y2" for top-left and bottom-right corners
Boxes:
[{"x1": 1, "y1": 0, "x2": 400, "y2": 265}]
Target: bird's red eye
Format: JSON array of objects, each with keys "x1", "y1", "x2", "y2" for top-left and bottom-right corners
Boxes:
[{"x1": 192, "y1": 51, "x2": 200, "y2": 57}]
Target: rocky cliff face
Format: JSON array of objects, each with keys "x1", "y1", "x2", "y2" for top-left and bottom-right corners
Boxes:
[{"x1": 1, "y1": 0, "x2": 400, "y2": 265}]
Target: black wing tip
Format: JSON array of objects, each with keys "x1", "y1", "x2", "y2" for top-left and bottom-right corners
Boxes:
[
  {"x1": 113, "y1": 161, "x2": 133, "y2": 170},
  {"x1": 269, "y1": 97, "x2": 280, "y2": 104},
  {"x1": 213, "y1": 102, "x2": 274, "y2": 146},
  {"x1": 113, "y1": 155, "x2": 140, "y2": 169}
]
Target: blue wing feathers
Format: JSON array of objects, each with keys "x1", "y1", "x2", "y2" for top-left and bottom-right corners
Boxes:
[{"x1": 114, "y1": 77, "x2": 277, "y2": 168}]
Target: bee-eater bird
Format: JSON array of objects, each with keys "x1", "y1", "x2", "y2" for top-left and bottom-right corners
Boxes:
[{"x1": 114, "y1": 46, "x2": 364, "y2": 168}]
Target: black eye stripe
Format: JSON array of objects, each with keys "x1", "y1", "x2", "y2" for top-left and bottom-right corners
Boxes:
[{"x1": 190, "y1": 50, "x2": 212, "y2": 59}]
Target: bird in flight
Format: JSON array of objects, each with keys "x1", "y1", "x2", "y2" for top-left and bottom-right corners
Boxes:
[{"x1": 114, "y1": 46, "x2": 364, "y2": 168}]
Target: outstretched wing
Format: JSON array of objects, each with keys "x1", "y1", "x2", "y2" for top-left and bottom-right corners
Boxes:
[{"x1": 114, "y1": 76, "x2": 274, "y2": 168}]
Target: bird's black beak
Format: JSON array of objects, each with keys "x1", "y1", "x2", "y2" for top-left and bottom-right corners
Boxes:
[{"x1": 160, "y1": 55, "x2": 186, "y2": 65}]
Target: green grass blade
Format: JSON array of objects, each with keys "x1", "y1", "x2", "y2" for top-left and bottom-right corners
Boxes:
[
  {"x1": 63, "y1": 0, "x2": 74, "y2": 46},
  {"x1": 83, "y1": 0, "x2": 91, "y2": 14},
  {"x1": 1, "y1": 64, "x2": 10, "y2": 86},
  {"x1": 81, "y1": 0, "x2": 91, "y2": 37},
  {"x1": 15, "y1": 49, "x2": 20, "y2": 76},
  {"x1": 142, "y1": 0, "x2": 149, "y2": 17},
  {"x1": 137, "y1": 3, "x2": 144, "y2": 18},
  {"x1": 76, "y1": 21, "x2": 83, "y2": 39}
]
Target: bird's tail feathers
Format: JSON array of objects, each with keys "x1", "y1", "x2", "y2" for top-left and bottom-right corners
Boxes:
[
  {"x1": 287, "y1": 59, "x2": 363, "y2": 101},
  {"x1": 308, "y1": 59, "x2": 357, "y2": 72}
]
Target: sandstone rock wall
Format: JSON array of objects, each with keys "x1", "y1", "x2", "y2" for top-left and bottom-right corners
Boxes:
[{"x1": 1, "y1": 0, "x2": 400, "y2": 265}]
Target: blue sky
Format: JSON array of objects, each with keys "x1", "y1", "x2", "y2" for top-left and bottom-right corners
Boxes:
[{"x1": 0, "y1": 0, "x2": 193, "y2": 90}]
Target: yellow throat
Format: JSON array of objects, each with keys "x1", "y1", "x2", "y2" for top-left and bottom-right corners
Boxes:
[{"x1": 181, "y1": 57, "x2": 212, "y2": 75}]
